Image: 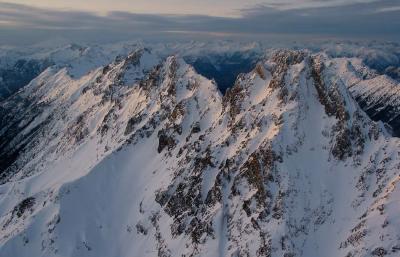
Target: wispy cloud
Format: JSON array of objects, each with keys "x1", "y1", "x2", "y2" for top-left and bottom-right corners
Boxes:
[
  {"x1": 247, "y1": 0, "x2": 380, "y2": 10},
  {"x1": 376, "y1": 6, "x2": 400, "y2": 13}
]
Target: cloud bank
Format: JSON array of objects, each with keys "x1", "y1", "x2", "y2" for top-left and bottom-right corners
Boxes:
[{"x1": 0, "y1": 0, "x2": 399, "y2": 45}]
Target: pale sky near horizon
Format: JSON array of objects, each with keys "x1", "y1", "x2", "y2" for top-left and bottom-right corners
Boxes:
[
  {"x1": 1, "y1": 0, "x2": 385, "y2": 16},
  {"x1": 2, "y1": 0, "x2": 265, "y2": 16}
]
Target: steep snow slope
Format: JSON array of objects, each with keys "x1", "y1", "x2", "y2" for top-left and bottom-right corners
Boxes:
[
  {"x1": 0, "y1": 49, "x2": 399, "y2": 257},
  {"x1": 333, "y1": 58, "x2": 400, "y2": 136}
]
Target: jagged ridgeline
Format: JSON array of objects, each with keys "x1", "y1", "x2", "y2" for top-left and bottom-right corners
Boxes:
[{"x1": 0, "y1": 48, "x2": 399, "y2": 257}]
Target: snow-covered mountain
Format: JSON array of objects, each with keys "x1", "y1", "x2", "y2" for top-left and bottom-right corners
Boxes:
[
  {"x1": 0, "y1": 42, "x2": 147, "y2": 100},
  {"x1": 332, "y1": 57, "x2": 400, "y2": 136},
  {"x1": 2, "y1": 40, "x2": 399, "y2": 129},
  {"x1": 0, "y1": 47, "x2": 400, "y2": 257}
]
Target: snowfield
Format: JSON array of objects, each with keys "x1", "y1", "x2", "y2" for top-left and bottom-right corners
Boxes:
[{"x1": 0, "y1": 46, "x2": 399, "y2": 257}]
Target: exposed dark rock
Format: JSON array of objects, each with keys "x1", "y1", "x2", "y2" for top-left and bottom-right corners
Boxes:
[
  {"x1": 170, "y1": 103, "x2": 185, "y2": 122},
  {"x1": 204, "y1": 173, "x2": 222, "y2": 207},
  {"x1": 254, "y1": 62, "x2": 266, "y2": 80},
  {"x1": 332, "y1": 128, "x2": 353, "y2": 160},
  {"x1": 223, "y1": 77, "x2": 246, "y2": 122},
  {"x1": 372, "y1": 247, "x2": 387, "y2": 256},
  {"x1": 136, "y1": 222, "x2": 148, "y2": 235},
  {"x1": 12, "y1": 197, "x2": 35, "y2": 218},
  {"x1": 191, "y1": 122, "x2": 201, "y2": 134},
  {"x1": 157, "y1": 130, "x2": 176, "y2": 153},
  {"x1": 139, "y1": 65, "x2": 162, "y2": 91},
  {"x1": 68, "y1": 114, "x2": 89, "y2": 144},
  {"x1": 237, "y1": 146, "x2": 280, "y2": 205},
  {"x1": 186, "y1": 217, "x2": 214, "y2": 244},
  {"x1": 124, "y1": 113, "x2": 145, "y2": 136},
  {"x1": 311, "y1": 57, "x2": 348, "y2": 120},
  {"x1": 269, "y1": 50, "x2": 305, "y2": 102}
]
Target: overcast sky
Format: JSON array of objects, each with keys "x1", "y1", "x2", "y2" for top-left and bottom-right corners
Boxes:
[{"x1": 0, "y1": 0, "x2": 399, "y2": 45}]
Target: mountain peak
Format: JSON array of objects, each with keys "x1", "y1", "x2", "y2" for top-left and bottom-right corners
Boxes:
[{"x1": 0, "y1": 45, "x2": 399, "y2": 257}]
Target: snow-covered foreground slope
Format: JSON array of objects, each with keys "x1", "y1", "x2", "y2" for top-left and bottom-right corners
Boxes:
[{"x1": 0, "y1": 49, "x2": 400, "y2": 257}]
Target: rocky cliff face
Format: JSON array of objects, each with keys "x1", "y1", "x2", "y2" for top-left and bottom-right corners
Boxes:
[{"x1": 0, "y1": 48, "x2": 399, "y2": 257}]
